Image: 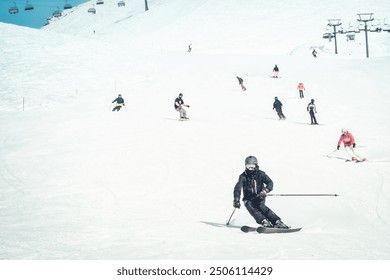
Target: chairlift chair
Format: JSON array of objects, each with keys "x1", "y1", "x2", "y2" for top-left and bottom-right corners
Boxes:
[
  {"x1": 9, "y1": 3, "x2": 19, "y2": 14},
  {"x1": 53, "y1": 8, "x2": 62, "y2": 17},
  {"x1": 322, "y1": 33, "x2": 334, "y2": 39},
  {"x1": 25, "y1": 1, "x2": 34, "y2": 11},
  {"x1": 118, "y1": 1, "x2": 125, "y2": 7},
  {"x1": 64, "y1": 4, "x2": 73, "y2": 10},
  {"x1": 88, "y1": 8, "x2": 96, "y2": 14},
  {"x1": 346, "y1": 34, "x2": 355, "y2": 41},
  {"x1": 381, "y1": 19, "x2": 390, "y2": 32},
  {"x1": 96, "y1": 0, "x2": 104, "y2": 5}
]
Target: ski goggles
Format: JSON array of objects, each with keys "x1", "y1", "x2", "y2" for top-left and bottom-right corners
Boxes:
[{"x1": 245, "y1": 164, "x2": 256, "y2": 170}]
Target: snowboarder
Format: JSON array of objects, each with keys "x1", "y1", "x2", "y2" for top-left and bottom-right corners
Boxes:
[
  {"x1": 337, "y1": 129, "x2": 366, "y2": 161},
  {"x1": 187, "y1": 44, "x2": 192, "y2": 53},
  {"x1": 312, "y1": 49, "x2": 317, "y2": 58},
  {"x1": 297, "y1": 82, "x2": 305, "y2": 98},
  {"x1": 273, "y1": 97, "x2": 286, "y2": 120},
  {"x1": 174, "y1": 93, "x2": 190, "y2": 120},
  {"x1": 272, "y1": 64, "x2": 279, "y2": 78},
  {"x1": 112, "y1": 94, "x2": 125, "y2": 111},
  {"x1": 307, "y1": 99, "x2": 318, "y2": 124},
  {"x1": 233, "y1": 156, "x2": 289, "y2": 228},
  {"x1": 236, "y1": 76, "x2": 247, "y2": 91}
]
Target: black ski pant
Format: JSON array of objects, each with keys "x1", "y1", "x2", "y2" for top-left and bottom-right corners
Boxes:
[
  {"x1": 245, "y1": 198, "x2": 281, "y2": 225},
  {"x1": 276, "y1": 109, "x2": 285, "y2": 119},
  {"x1": 112, "y1": 105, "x2": 122, "y2": 111},
  {"x1": 299, "y1": 90, "x2": 304, "y2": 98},
  {"x1": 309, "y1": 110, "x2": 317, "y2": 124}
]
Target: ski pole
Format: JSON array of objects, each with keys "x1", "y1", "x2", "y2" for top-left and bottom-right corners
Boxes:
[
  {"x1": 268, "y1": 193, "x2": 339, "y2": 197},
  {"x1": 326, "y1": 149, "x2": 338, "y2": 157},
  {"x1": 226, "y1": 208, "x2": 236, "y2": 226}
]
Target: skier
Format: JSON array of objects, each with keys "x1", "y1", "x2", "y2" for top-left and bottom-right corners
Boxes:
[
  {"x1": 312, "y1": 49, "x2": 317, "y2": 58},
  {"x1": 112, "y1": 94, "x2": 125, "y2": 111},
  {"x1": 187, "y1": 43, "x2": 192, "y2": 53},
  {"x1": 174, "y1": 93, "x2": 190, "y2": 120},
  {"x1": 273, "y1": 97, "x2": 286, "y2": 120},
  {"x1": 307, "y1": 99, "x2": 318, "y2": 124},
  {"x1": 337, "y1": 129, "x2": 366, "y2": 161},
  {"x1": 233, "y1": 156, "x2": 289, "y2": 228},
  {"x1": 297, "y1": 82, "x2": 305, "y2": 98},
  {"x1": 272, "y1": 64, "x2": 279, "y2": 78},
  {"x1": 236, "y1": 76, "x2": 247, "y2": 91}
]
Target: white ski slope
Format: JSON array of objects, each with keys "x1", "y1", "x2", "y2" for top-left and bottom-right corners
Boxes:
[{"x1": 1, "y1": 0, "x2": 390, "y2": 261}]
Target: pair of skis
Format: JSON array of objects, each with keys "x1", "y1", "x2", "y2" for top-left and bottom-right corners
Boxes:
[{"x1": 241, "y1": 225, "x2": 302, "y2": 234}]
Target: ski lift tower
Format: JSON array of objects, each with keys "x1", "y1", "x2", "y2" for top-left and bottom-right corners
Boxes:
[
  {"x1": 357, "y1": 13, "x2": 374, "y2": 58},
  {"x1": 328, "y1": 19, "x2": 342, "y2": 54},
  {"x1": 145, "y1": 0, "x2": 149, "y2": 11}
]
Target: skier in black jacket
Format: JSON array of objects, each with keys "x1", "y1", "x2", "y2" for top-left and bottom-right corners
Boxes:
[
  {"x1": 272, "y1": 64, "x2": 279, "y2": 78},
  {"x1": 112, "y1": 94, "x2": 125, "y2": 111},
  {"x1": 233, "y1": 156, "x2": 289, "y2": 228},
  {"x1": 307, "y1": 99, "x2": 318, "y2": 124},
  {"x1": 174, "y1": 93, "x2": 190, "y2": 119},
  {"x1": 236, "y1": 76, "x2": 246, "y2": 91},
  {"x1": 273, "y1": 96, "x2": 286, "y2": 120}
]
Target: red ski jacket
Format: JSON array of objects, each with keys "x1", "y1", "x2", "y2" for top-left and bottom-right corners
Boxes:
[{"x1": 338, "y1": 132, "x2": 355, "y2": 147}]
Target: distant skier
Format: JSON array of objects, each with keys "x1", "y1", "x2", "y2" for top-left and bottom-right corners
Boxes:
[
  {"x1": 272, "y1": 64, "x2": 279, "y2": 78},
  {"x1": 312, "y1": 49, "x2": 317, "y2": 58},
  {"x1": 297, "y1": 82, "x2": 305, "y2": 98},
  {"x1": 337, "y1": 129, "x2": 366, "y2": 161},
  {"x1": 273, "y1": 97, "x2": 286, "y2": 120},
  {"x1": 112, "y1": 94, "x2": 125, "y2": 111},
  {"x1": 236, "y1": 76, "x2": 247, "y2": 91},
  {"x1": 233, "y1": 156, "x2": 289, "y2": 228},
  {"x1": 174, "y1": 93, "x2": 190, "y2": 120},
  {"x1": 307, "y1": 99, "x2": 318, "y2": 124},
  {"x1": 187, "y1": 44, "x2": 192, "y2": 53}
]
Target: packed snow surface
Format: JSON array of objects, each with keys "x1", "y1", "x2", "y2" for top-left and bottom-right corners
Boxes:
[{"x1": 1, "y1": 0, "x2": 390, "y2": 259}]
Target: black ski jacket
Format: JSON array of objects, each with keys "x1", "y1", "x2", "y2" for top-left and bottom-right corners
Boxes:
[
  {"x1": 273, "y1": 100, "x2": 283, "y2": 111},
  {"x1": 233, "y1": 169, "x2": 274, "y2": 202},
  {"x1": 174, "y1": 97, "x2": 184, "y2": 109},
  {"x1": 112, "y1": 97, "x2": 125, "y2": 105}
]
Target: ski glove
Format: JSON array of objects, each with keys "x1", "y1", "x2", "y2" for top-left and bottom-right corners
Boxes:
[
  {"x1": 233, "y1": 200, "x2": 241, "y2": 209},
  {"x1": 353, "y1": 143, "x2": 356, "y2": 148},
  {"x1": 260, "y1": 188, "x2": 269, "y2": 198},
  {"x1": 337, "y1": 146, "x2": 340, "y2": 150}
]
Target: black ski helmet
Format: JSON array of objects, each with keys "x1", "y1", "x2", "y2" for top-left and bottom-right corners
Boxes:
[
  {"x1": 245, "y1": 156, "x2": 258, "y2": 165},
  {"x1": 275, "y1": 96, "x2": 278, "y2": 100},
  {"x1": 179, "y1": 93, "x2": 183, "y2": 98},
  {"x1": 311, "y1": 99, "x2": 315, "y2": 103}
]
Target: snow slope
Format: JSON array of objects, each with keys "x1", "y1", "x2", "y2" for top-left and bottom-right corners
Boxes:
[{"x1": 1, "y1": 0, "x2": 390, "y2": 260}]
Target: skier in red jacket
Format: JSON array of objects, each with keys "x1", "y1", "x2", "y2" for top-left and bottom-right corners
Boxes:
[
  {"x1": 337, "y1": 129, "x2": 366, "y2": 161},
  {"x1": 297, "y1": 83, "x2": 305, "y2": 98}
]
